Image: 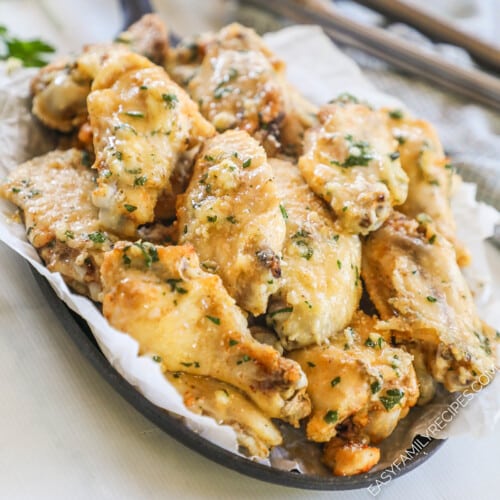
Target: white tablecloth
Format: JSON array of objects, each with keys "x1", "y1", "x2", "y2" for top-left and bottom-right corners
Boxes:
[{"x1": 0, "y1": 1, "x2": 499, "y2": 499}]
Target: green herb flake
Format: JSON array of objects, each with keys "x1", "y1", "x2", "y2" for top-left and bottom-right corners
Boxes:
[
  {"x1": 0, "y1": 27, "x2": 55, "y2": 67},
  {"x1": 371, "y1": 380, "x2": 381, "y2": 394},
  {"x1": 166, "y1": 278, "x2": 188, "y2": 294},
  {"x1": 206, "y1": 315, "x2": 221, "y2": 325},
  {"x1": 428, "y1": 234, "x2": 437, "y2": 244},
  {"x1": 269, "y1": 306, "x2": 293, "y2": 318},
  {"x1": 331, "y1": 376, "x2": 341, "y2": 387},
  {"x1": 152, "y1": 355, "x2": 162, "y2": 363},
  {"x1": 229, "y1": 339, "x2": 239, "y2": 347},
  {"x1": 337, "y1": 259, "x2": 342, "y2": 270},
  {"x1": 11, "y1": 187, "x2": 20, "y2": 193},
  {"x1": 324, "y1": 410, "x2": 339, "y2": 424},
  {"x1": 237, "y1": 354, "x2": 251, "y2": 365},
  {"x1": 426, "y1": 295, "x2": 437, "y2": 303},
  {"x1": 226, "y1": 215, "x2": 238, "y2": 224},
  {"x1": 133, "y1": 241, "x2": 159, "y2": 268},
  {"x1": 389, "y1": 151, "x2": 400, "y2": 161},
  {"x1": 162, "y1": 93, "x2": 178, "y2": 108},
  {"x1": 88, "y1": 231, "x2": 107, "y2": 244},
  {"x1": 389, "y1": 109, "x2": 404, "y2": 120},
  {"x1": 279, "y1": 203, "x2": 288, "y2": 220},
  {"x1": 64, "y1": 230, "x2": 74, "y2": 240},
  {"x1": 207, "y1": 215, "x2": 217, "y2": 223},
  {"x1": 81, "y1": 150, "x2": 92, "y2": 167},
  {"x1": 379, "y1": 389, "x2": 405, "y2": 411},
  {"x1": 134, "y1": 176, "x2": 147, "y2": 186},
  {"x1": 124, "y1": 203, "x2": 137, "y2": 212},
  {"x1": 307, "y1": 361, "x2": 316, "y2": 368},
  {"x1": 242, "y1": 158, "x2": 252, "y2": 168},
  {"x1": 204, "y1": 155, "x2": 215, "y2": 162}
]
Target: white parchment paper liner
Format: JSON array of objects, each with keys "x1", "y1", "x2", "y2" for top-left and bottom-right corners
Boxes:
[{"x1": 0, "y1": 25, "x2": 498, "y2": 475}]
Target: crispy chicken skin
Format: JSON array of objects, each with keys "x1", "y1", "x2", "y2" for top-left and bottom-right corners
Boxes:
[
  {"x1": 166, "y1": 372, "x2": 283, "y2": 457},
  {"x1": 289, "y1": 312, "x2": 419, "y2": 445},
  {"x1": 88, "y1": 52, "x2": 214, "y2": 237},
  {"x1": 299, "y1": 102, "x2": 408, "y2": 234},
  {"x1": 387, "y1": 111, "x2": 470, "y2": 266},
  {"x1": 169, "y1": 23, "x2": 317, "y2": 156},
  {"x1": 31, "y1": 14, "x2": 169, "y2": 133},
  {"x1": 362, "y1": 211, "x2": 497, "y2": 392},
  {"x1": 0, "y1": 149, "x2": 116, "y2": 300},
  {"x1": 267, "y1": 159, "x2": 362, "y2": 349},
  {"x1": 101, "y1": 242, "x2": 310, "y2": 425},
  {"x1": 177, "y1": 130, "x2": 286, "y2": 315}
]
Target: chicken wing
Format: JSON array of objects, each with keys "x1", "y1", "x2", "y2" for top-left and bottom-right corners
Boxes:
[
  {"x1": 169, "y1": 23, "x2": 317, "y2": 156},
  {"x1": 166, "y1": 372, "x2": 282, "y2": 457},
  {"x1": 362, "y1": 211, "x2": 497, "y2": 392},
  {"x1": 101, "y1": 242, "x2": 310, "y2": 425},
  {"x1": 267, "y1": 159, "x2": 362, "y2": 349},
  {"x1": 0, "y1": 149, "x2": 117, "y2": 300},
  {"x1": 387, "y1": 110, "x2": 470, "y2": 265},
  {"x1": 177, "y1": 130, "x2": 286, "y2": 315},
  {"x1": 288, "y1": 312, "x2": 419, "y2": 445},
  {"x1": 88, "y1": 52, "x2": 214, "y2": 237},
  {"x1": 31, "y1": 14, "x2": 169, "y2": 133},
  {"x1": 299, "y1": 102, "x2": 409, "y2": 234}
]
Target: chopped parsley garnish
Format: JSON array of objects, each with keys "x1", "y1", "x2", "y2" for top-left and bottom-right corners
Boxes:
[
  {"x1": 237, "y1": 354, "x2": 251, "y2": 365},
  {"x1": 337, "y1": 259, "x2": 342, "y2": 270},
  {"x1": 162, "y1": 93, "x2": 178, "y2": 108},
  {"x1": 88, "y1": 231, "x2": 107, "y2": 244},
  {"x1": 122, "y1": 253, "x2": 132, "y2": 266},
  {"x1": 474, "y1": 332, "x2": 492, "y2": 355},
  {"x1": 152, "y1": 355, "x2": 162, "y2": 363},
  {"x1": 279, "y1": 203, "x2": 288, "y2": 220},
  {"x1": 324, "y1": 410, "x2": 339, "y2": 424},
  {"x1": 115, "y1": 151, "x2": 123, "y2": 161},
  {"x1": 305, "y1": 300, "x2": 313, "y2": 309},
  {"x1": 11, "y1": 187, "x2": 20, "y2": 193},
  {"x1": 140, "y1": 85, "x2": 148, "y2": 90},
  {"x1": 371, "y1": 380, "x2": 382, "y2": 394},
  {"x1": 81, "y1": 150, "x2": 92, "y2": 167},
  {"x1": 229, "y1": 339, "x2": 239, "y2": 347},
  {"x1": 64, "y1": 230, "x2": 74, "y2": 240},
  {"x1": 307, "y1": 361, "x2": 316, "y2": 368},
  {"x1": 204, "y1": 155, "x2": 215, "y2": 162},
  {"x1": 396, "y1": 135, "x2": 406, "y2": 145},
  {"x1": 426, "y1": 295, "x2": 437, "y2": 303},
  {"x1": 207, "y1": 215, "x2": 217, "y2": 223},
  {"x1": 133, "y1": 241, "x2": 159, "y2": 268},
  {"x1": 226, "y1": 215, "x2": 238, "y2": 224},
  {"x1": 292, "y1": 229, "x2": 310, "y2": 239},
  {"x1": 166, "y1": 278, "x2": 188, "y2": 294},
  {"x1": 332, "y1": 135, "x2": 375, "y2": 168},
  {"x1": 295, "y1": 240, "x2": 314, "y2": 260},
  {"x1": 124, "y1": 204, "x2": 137, "y2": 212},
  {"x1": 123, "y1": 111, "x2": 145, "y2": 118},
  {"x1": 389, "y1": 109, "x2": 404, "y2": 119},
  {"x1": 331, "y1": 376, "x2": 341, "y2": 387},
  {"x1": 332, "y1": 92, "x2": 359, "y2": 104},
  {"x1": 206, "y1": 315, "x2": 221, "y2": 325},
  {"x1": 380, "y1": 389, "x2": 405, "y2": 411},
  {"x1": 428, "y1": 234, "x2": 437, "y2": 244},
  {"x1": 268, "y1": 306, "x2": 294, "y2": 318},
  {"x1": 181, "y1": 361, "x2": 200, "y2": 368},
  {"x1": 0, "y1": 26, "x2": 55, "y2": 67},
  {"x1": 242, "y1": 158, "x2": 252, "y2": 168},
  {"x1": 134, "y1": 176, "x2": 147, "y2": 186},
  {"x1": 389, "y1": 151, "x2": 400, "y2": 161}
]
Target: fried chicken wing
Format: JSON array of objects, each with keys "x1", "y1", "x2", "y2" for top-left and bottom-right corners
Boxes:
[
  {"x1": 31, "y1": 14, "x2": 169, "y2": 133},
  {"x1": 88, "y1": 52, "x2": 214, "y2": 237},
  {"x1": 267, "y1": 159, "x2": 361, "y2": 349},
  {"x1": 169, "y1": 23, "x2": 317, "y2": 156},
  {"x1": 166, "y1": 372, "x2": 282, "y2": 457},
  {"x1": 362, "y1": 211, "x2": 497, "y2": 392},
  {"x1": 299, "y1": 102, "x2": 409, "y2": 234},
  {"x1": 0, "y1": 149, "x2": 116, "y2": 300},
  {"x1": 177, "y1": 130, "x2": 285, "y2": 315},
  {"x1": 101, "y1": 242, "x2": 310, "y2": 425},
  {"x1": 387, "y1": 111, "x2": 470, "y2": 265},
  {"x1": 288, "y1": 312, "x2": 418, "y2": 445}
]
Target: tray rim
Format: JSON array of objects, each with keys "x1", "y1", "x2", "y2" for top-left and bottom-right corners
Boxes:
[{"x1": 32, "y1": 269, "x2": 445, "y2": 491}]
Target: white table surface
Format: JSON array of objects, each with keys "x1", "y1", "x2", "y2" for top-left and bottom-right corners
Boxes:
[{"x1": 0, "y1": 1, "x2": 499, "y2": 499}]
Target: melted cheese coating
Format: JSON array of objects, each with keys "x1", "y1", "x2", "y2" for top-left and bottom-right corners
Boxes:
[
  {"x1": 268, "y1": 159, "x2": 362, "y2": 349},
  {"x1": 177, "y1": 130, "x2": 286, "y2": 315},
  {"x1": 299, "y1": 102, "x2": 409, "y2": 234},
  {"x1": 88, "y1": 52, "x2": 214, "y2": 237}
]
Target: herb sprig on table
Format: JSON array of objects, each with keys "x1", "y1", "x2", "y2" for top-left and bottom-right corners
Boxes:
[{"x1": 0, "y1": 25, "x2": 55, "y2": 67}]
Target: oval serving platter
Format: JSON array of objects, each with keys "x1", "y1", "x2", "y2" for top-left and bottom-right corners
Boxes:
[{"x1": 33, "y1": 269, "x2": 444, "y2": 491}]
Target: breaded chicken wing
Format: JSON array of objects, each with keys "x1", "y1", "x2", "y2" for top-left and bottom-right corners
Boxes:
[
  {"x1": 0, "y1": 149, "x2": 117, "y2": 300},
  {"x1": 289, "y1": 312, "x2": 418, "y2": 445},
  {"x1": 101, "y1": 242, "x2": 310, "y2": 425},
  {"x1": 166, "y1": 372, "x2": 282, "y2": 457},
  {"x1": 177, "y1": 130, "x2": 285, "y2": 315},
  {"x1": 88, "y1": 52, "x2": 214, "y2": 237},
  {"x1": 362, "y1": 211, "x2": 497, "y2": 392},
  {"x1": 387, "y1": 111, "x2": 470, "y2": 265},
  {"x1": 299, "y1": 102, "x2": 408, "y2": 234},
  {"x1": 267, "y1": 159, "x2": 362, "y2": 349},
  {"x1": 31, "y1": 14, "x2": 169, "y2": 132}
]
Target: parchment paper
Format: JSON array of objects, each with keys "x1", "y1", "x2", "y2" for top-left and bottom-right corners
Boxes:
[{"x1": 0, "y1": 25, "x2": 498, "y2": 475}]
